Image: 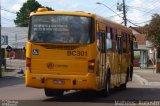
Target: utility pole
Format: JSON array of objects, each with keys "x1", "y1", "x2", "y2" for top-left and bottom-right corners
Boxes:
[
  {"x1": 117, "y1": 0, "x2": 127, "y2": 26},
  {"x1": 123, "y1": 0, "x2": 127, "y2": 26}
]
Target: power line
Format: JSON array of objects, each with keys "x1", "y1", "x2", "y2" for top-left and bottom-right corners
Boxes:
[
  {"x1": 125, "y1": 0, "x2": 160, "y2": 26},
  {"x1": 114, "y1": 19, "x2": 123, "y2": 22},
  {"x1": 128, "y1": 0, "x2": 159, "y2": 9},
  {"x1": 128, "y1": 0, "x2": 160, "y2": 14},
  {"x1": 96, "y1": 2, "x2": 141, "y2": 27},
  {"x1": 126, "y1": 2, "x2": 159, "y2": 25},
  {"x1": 127, "y1": 20, "x2": 140, "y2": 27},
  {"x1": 1, "y1": 8, "x2": 17, "y2": 14},
  {"x1": 128, "y1": 3, "x2": 160, "y2": 15},
  {"x1": 127, "y1": 6, "x2": 152, "y2": 14},
  {"x1": 129, "y1": 20, "x2": 151, "y2": 24},
  {"x1": 110, "y1": 3, "x2": 117, "y2": 8},
  {"x1": 107, "y1": 12, "x2": 123, "y2": 18},
  {"x1": 97, "y1": 2, "x2": 124, "y2": 20}
]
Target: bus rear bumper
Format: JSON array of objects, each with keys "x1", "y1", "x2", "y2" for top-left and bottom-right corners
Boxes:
[{"x1": 25, "y1": 71, "x2": 97, "y2": 90}]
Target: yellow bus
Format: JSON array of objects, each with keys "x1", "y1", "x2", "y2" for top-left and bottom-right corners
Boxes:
[{"x1": 25, "y1": 8, "x2": 134, "y2": 97}]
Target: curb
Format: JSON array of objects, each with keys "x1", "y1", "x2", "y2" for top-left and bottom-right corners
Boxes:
[
  {"x1": 134, "y1": 74, "x2": 160, "y2": 86},
  {"x1": 134, "y1": 74, "x2": 149, "y2": 85}
]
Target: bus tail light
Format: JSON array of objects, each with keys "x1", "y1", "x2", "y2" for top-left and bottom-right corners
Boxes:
[
  {"x1": 26, "y1": 58, "x2": 31, "y2": 72},
  {"x1": 88, "y1": 59, "x2": 95, "y2": 73}
]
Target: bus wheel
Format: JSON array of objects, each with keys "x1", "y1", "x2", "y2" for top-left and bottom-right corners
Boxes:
[
  {"x1": 101, "y1": 72, "x2": 111, "y2": 97},
  {"x1": 44, "y1": 88, "x2": 64, "y2": 97},
  {"x1": 120, "y1": 83, "x2": 126, "y2": 90}
]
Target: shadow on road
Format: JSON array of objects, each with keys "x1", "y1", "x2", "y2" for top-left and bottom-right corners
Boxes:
[
  {"x1": 0, "y1": 77, "x2": 24, "y2": 88},
  {"x1": 44, "y1": 90, "x2": 102, "y2": 102},
  {"x1": 43, "y1": 87, "x2": 160, "y2": 103}
]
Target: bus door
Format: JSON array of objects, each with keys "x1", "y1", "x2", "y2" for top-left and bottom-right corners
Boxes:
[
  {"x1": 99, "y1": 31, "x2": 106, "y2": 88},
  {"x1": 117, "y1": 36, "x2": 123, "y2": 85}
]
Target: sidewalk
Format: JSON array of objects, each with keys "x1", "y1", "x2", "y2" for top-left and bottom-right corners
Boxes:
[
  {"x1": 134, "y1": 67, "x2": 160, "y2": 86},
  {"x1": 1, "y1": 59, "x2": 25, "y2": 78}
]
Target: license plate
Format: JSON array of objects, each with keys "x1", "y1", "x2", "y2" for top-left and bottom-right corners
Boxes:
[{"x1": 53, "y1": 79, "x2": 64, "y2": 84}]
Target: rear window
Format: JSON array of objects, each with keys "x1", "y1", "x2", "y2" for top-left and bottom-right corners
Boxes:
[{"x1": 29, "y1": 15, "x2": 94, "y2": 44}]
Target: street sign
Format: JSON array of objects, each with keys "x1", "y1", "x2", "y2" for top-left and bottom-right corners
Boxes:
[
  {"x1": 1, "y1": 35, "x2": 8, "y2": 45},
  {"x1": 6, "y1": 45, "x2": 12, "y2": 52}
]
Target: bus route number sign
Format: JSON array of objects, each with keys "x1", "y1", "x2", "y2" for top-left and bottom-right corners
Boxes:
[{"x1": 67, "y1": 51, "x2": 87, "y2": 56}]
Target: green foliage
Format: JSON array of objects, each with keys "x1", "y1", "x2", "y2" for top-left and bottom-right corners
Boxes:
[
  {"x1": 14, "y1": 0, "x2": 53, "y2": 27},
  {"x1": 146, "y1": 14, "x2": 160, "y2": 48}
]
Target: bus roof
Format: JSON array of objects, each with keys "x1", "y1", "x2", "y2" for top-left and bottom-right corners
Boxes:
[
  {"x1": 96, "y1": 15, "x2": 132, "y2": 33},
  {"x1": 30, "y1": 8, "x2": 94, "y2": 17}
]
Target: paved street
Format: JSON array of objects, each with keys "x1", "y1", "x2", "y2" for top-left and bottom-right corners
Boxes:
[
  {"x1": 0, "y1": 60, "x2": 160, "y2": 106},
  {"x1": 0, "y1": 74, "x2": 160, "y2": 106}
]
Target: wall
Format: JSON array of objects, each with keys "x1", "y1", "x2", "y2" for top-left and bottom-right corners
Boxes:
[{"x1": 7, "y1": 49, "x2": 25, "y2": 59}]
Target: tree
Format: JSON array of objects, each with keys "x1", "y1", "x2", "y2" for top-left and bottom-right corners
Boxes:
[
  {"x1": 146, "y1": 14, "x2": 160, "y2": 73},
  {"x1": 146, "y1": 14, "x2": 160, "y2": 48},
  {"x1": 14, "y1": 0, "x2": 53, "y2": 27}
]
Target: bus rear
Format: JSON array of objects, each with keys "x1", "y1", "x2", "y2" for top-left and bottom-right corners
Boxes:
[{"x1": 25, "y1": 8, "x2": 97, "y2": 96}]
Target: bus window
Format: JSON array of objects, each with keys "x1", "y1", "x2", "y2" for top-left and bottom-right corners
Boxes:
[
  {"x1": 97, "y1": 31, "x2": 106, "y2": 52},
  {"x1": 110, "y1": 27, "x2": 114, "y2": 40},
  {"x1": 117, "y1": 36, "x2": 122, "y2": 54},
  {"x1": 115, "y1": 34, "x2": 118, "y2": 51},
  {"x1": 126, "y1": 33, "x2": 130, "y2": 53},
  {"x1": 122, "y1": 33, "x2": 127, "y2": 53},
  {"x1": 106, "y1": 27, "x2": 112, "y2": 50},
  {"x1": 97, "y1": 32, "x2": 101, "y2": 48},
  {"x1": 29, "y1": 15, "x2": 94, "y2": 44},
  {"x1": 102, "y1": 32, "x2": 106, "y2": 53},
  {"x1": 112, "y1": 28, "x2": 117, "y2": 52},
  {"x1": 106, "y1": 33, "x2": 112, "y2": 50}
]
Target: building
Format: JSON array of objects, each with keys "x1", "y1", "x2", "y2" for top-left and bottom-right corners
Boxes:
[
  {"x1": 1, "y1": 27, "x2": 28, "y2": 59},
  {"x1": 130, "y1": 26, "x2": 156, "y2": 68}
]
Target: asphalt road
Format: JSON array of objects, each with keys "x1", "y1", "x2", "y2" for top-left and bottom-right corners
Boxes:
[{"x1": 0, "y1": 75, "x2": 160, "y2": 106}]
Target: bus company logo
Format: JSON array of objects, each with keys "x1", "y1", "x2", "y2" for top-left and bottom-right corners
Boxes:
[{"x1": 47, "y1": 62, "x2": 54, "y2": 69}]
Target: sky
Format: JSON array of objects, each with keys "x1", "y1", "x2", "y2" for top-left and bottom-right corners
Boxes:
[{"x1": 1, "y1": 0, "x2": 160, "y2": 27}]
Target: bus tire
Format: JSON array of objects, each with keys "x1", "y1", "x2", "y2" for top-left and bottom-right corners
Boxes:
[
  {"x1": 120, "y1": 83, "x2": 126, "y2": 90},
  {"x1": 44, "y1": 88, "x2": 64, "y2": 97},
  {"x1": 101, "y1": 71, "x2": 111, "y2": 97}
]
